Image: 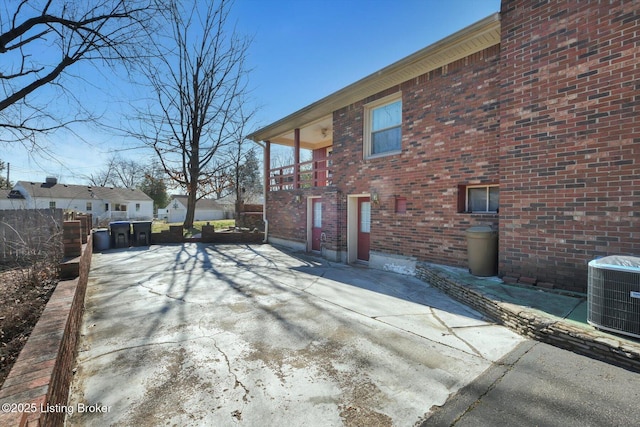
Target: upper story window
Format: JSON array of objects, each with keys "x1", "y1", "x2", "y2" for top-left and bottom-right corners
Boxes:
[
  {"x1": 364, "y1": 94, "x2": 402, "y2": 158},
  {"x1": 86, "y1": 202, "x2": 92, "y2": 211},
  {"x1": 49, "y1": 201, "x2": 56, "y2": 209}
]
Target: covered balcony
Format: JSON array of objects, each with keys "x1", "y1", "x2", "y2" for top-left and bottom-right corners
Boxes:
[{"x1": 250, "y1": 115, "x2": 333, "y2": 192}]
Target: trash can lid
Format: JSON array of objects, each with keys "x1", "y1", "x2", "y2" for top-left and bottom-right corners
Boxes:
[
  {"x1": 466, "y1": 225, "x2": 495, "y2": 233},
  {"x1": 109, "y1": 221, "x2": 130, "y2": 225}
]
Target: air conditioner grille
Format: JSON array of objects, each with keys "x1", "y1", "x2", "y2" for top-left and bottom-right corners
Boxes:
[{"x1": 587, "y1": 255, "x2": 640, "y2": 339}]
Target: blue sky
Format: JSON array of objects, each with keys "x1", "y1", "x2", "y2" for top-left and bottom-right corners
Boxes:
[{"x1": 3, "y1": 0, "x2": 499, "y2": 185}]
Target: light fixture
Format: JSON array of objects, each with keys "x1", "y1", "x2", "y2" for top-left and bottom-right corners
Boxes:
[
  {"x1": 294, "y1": 194, "x2": 302, "y2": 204},
  {"x1": 371, "y1": 192, "x2": 379, "y2": 205}
]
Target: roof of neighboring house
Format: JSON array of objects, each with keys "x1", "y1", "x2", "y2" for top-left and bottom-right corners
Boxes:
[
  {"x1": 168, "y1": 195, "x2": 226, "y2": 210},
  {"x1": 212, "y1": 193, "x2": 264, "y2": 206},
  {"x1": 16, "y1": 181, "x2": 152, "y2": 201},
  {"x1": 247, "y1": 13, "x2": 500, "y2": 147},
  {"x1": 0, "y1": 189, "x2": 10, "y2": 199}
]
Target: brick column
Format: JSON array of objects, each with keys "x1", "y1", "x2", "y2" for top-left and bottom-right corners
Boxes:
[
  {"x1": 63, "y1": 221, "x2": 82, "y2": 258},
  {"x1": 77, "y1": 214, "x2": 89, "y2": 244}
]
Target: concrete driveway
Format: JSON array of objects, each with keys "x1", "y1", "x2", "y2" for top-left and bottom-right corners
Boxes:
[{"x1": 66, "y1": 244, "x2": 523, "y2": 426}]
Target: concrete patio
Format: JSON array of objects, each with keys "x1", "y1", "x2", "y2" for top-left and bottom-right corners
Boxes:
[{"x1": 66, "y1": 243, "x2": 523, "y2": 426}]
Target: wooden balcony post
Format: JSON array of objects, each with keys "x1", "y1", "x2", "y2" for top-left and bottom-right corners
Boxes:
[
  {"x1": 294, "y1": 128, "x2": 300, "y2": 189},
  {"x1": 264, "y1": 140, "x2": 271, "y2": 191}
]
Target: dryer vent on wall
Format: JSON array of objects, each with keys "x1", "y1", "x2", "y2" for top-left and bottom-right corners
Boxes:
[{"x1": 588, "y1": 255, "x2": 640, "y2": 339}]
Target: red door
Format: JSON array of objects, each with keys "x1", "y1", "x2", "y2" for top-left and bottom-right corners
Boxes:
[
  {"x1": 311, "y1": 199, "x2": 322, "y2": 251},
  {"x1": 357, "y1": 197, "x2": 371, "y2": 261}
]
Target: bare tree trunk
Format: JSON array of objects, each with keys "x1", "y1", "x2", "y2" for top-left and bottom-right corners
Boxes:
[
  {"x1": 185, "y1": 192, "x2": 197, "y2": 230},
  {"x1": 184, "y1": 162, "x2": 199, "y2": 229}
]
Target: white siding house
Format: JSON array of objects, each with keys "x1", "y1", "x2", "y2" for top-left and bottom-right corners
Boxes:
[
  {"x1": 0, "y1": 189, "x2": 26, "y2": 210},
  {"x1": 164, "y1": 195, "x2": 226, "y2": 223},
  {"x1": 9, "y1": 178, "x2": 153, "y2": 224}
]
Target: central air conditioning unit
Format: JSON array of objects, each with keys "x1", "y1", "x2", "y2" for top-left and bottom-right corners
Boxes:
[{"x1": 587, "y1": 255, "x2": 640, "y2": 339}]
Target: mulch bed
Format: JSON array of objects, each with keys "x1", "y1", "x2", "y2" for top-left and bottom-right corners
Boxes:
[{"x1": 0, "y1": 264, "x2": 59, "y2": 387}]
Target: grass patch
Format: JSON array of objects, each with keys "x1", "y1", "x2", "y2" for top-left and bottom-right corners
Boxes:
[{"x1": 152, "y1": 219, "x2": 236, "y2": 236}]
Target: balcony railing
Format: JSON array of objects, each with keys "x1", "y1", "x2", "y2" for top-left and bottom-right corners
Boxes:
[{"x1": 268, "y1": 159, "x2": 332, "y2": 191}]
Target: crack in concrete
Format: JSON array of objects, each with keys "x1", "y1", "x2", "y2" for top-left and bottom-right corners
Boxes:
[
  {"x1": 211, "y1": 339, "x2": 250, "y2": 404},
  {"x1": 78, "y1": 333, "x2": 226, "y2": 363},
  {"x1": 78, "y1": 340, "x2": 180, "y2": 363},
  {"x1": 430, "y1": 308, "x2": 484, "y2": 358},
  {"x1": 136, "y1": 280, "x2": 188, "y2": 303},
  {"x1": 450, "y1": 342, "x2": 538, "y2": 426},
  {"x1": 369, "y1": 317, "x2": 489, "y2": 361},
  {"x1": 299, "y1": 270, "x2": 328, "y2": 292}
]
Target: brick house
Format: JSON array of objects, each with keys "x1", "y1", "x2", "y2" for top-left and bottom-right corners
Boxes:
[{"x1": 248, "y1": 0, "x2": 640, "y2": 293}]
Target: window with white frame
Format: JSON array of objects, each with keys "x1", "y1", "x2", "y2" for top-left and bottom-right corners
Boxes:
[
  {"x1": 49, "y1": 201, "x2": 56, "y2": 209},
  {"x1": 466, "y1": 185, "x2": 499, "y2": 213},
  {"x1": 86, "y1": 202, "x2": 92, "y2": 211},
  {"x1": 364, "y1": 94, "x2": 402, "y2": 158}
]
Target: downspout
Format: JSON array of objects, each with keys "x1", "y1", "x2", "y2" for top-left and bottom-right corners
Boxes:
[{"x1": 255, "y1": 140, "x2": 269, "y2": 243}]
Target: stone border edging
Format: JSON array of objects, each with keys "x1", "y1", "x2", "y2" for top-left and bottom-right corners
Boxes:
[
  {"x1": 0, "y1": 234, "x2": 93, "y2": 427},
  {"x1": 415, "y1": 263, "x2": 640, "y2": 373}
]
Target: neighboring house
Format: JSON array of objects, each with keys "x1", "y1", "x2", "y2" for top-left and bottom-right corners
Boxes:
[
  {"x1": 248, "y1": 1, "x2": 640, "y2": 293},
  {"x1": 215, "y1": 193, "x2": 265, "y2": 216},
  {"x1": 10, "y1": 178, "x2": 153, "y2": 224},
  {"x1": 163, "y1": 195, "x2": 227, "y2": 223},
  {"x1": 0, "y1": 189, "x2": 26, "y2": 210}
]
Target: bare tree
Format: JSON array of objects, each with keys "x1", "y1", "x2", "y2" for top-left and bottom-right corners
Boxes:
[
  {"x1": 0, "y1": 0, "x2": 157, "y2": 147},
  {"x1": 86, "y1": 156, "x2": 118, "y2": 187},
  {"x1": 132, "y1": 0, "x2": 252, "y2": 229},
  {"x1": 227, "y1": 104, "x2": 261, "y2": 215},
  {"x1": 0, "y1": 159, "x2": 9, "y2": 188},
  {"x1": 200, "y1": 159, "x2": 234, "y2": 200},
  {"x1": 110, "y1": 157, "x2": 144, "y2": 188},
  {"x1": 85, "y1": 154, "x2": 144, "y2": 188}
]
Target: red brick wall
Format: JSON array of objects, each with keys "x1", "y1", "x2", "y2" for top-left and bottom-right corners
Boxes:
[
  {"x1": 268, "y1": 46, "x2": 500, "y2": 265},
  {"x1": 330, "y1": 45, "x2": 501, "y2": 266},
  {"x1": 267, "y1": 191, "x2": 308, "y2": 245},
  {"x1": 266, "y1": 188, "x2": 346, "y2": 255},
  {"x1": 321, "y1": 189, "x2": 346, "y2": 255},
  {"x1": 499, "y1": 0, "x2": 640, "y2": 291}
]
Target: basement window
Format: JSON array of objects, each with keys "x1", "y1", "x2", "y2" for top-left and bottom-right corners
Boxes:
[{"x1": 458, "y1": 184, "x2": 499, "y2": 213}]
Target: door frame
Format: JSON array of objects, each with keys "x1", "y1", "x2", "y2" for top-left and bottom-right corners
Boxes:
[
  {"x1": 347, "y1": 194, "x2": 370, "y2": 264},
  {"x1": 306, "y1": 196, "x2": 322, "y2": 252}
]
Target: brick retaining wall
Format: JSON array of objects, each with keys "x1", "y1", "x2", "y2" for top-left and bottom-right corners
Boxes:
[
  {"x1": 0, "y1": 225, "x2": 93, "y2": 426},
  {"x1": 151, "y1": 227, "x2": 264, "y2": 244},
  {"x1": 416, "y1": 263, "x2": 640, "y2": 373}
]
